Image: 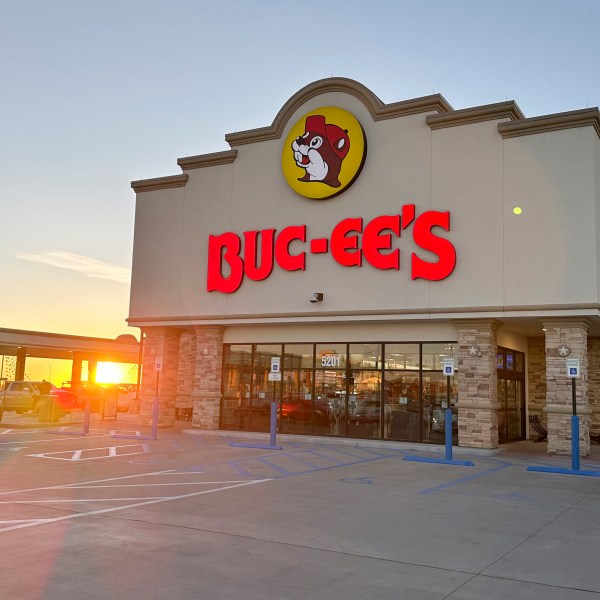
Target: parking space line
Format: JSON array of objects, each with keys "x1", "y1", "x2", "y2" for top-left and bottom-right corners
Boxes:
[
  {"x1": 1, "y1": 433, "x2": 110, "y2": 446},
  {"x1": 0, "y1": 479, "x2": 271, "y2": 533},
  {"x1": 4, "y1": 497, "x2": 168, "y2": 503},
  {"x1": 68, "y1": 480, "x2": 252, "y2": 488},
  {"x1": 27, "y1": 443, "x2": 151, "y2": 461},
  {"x1": 0, "y1": 519, "x2": 53, "y2": 523},
  {"x1": 0, "y1": 469, "x2": 177, "y2": 496}
]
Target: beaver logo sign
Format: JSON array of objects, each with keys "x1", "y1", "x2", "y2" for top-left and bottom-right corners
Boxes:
[{"x1": 282, "y1": 107, "x2": 366, "y2": 200}]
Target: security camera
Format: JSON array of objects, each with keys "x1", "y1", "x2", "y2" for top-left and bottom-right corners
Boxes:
[{"x1": 310, "y1": 292, "x2": 324, "y2": 303}]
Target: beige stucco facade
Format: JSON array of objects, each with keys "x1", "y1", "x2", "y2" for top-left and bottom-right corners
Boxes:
[{"x1": 128, "y1": 78, "x2": 600, "y2": 454}]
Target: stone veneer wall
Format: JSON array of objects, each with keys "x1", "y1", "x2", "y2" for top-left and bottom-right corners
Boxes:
[
  {"x1": 139, "y1": 327, "x2": 182, "y2": 427},
  {"x1": 191, "y1": 326, "x2": 225, "y2": 430},
  {"x1": 543, "y1": 320, "x2": 590, "y2": 455},
  {"x1": 527, "y1": 337, "x2": 546, "y2": 438},
  {"x1": 455, "y1": 320, "x2": 500, "y2": 449}
]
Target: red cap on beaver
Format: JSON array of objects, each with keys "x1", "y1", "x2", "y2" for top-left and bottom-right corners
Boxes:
[{"x1": 305, "y1": 115, "x2": 350, "y2": 160}]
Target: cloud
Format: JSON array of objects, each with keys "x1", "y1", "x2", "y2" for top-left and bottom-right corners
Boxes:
[{"x1": 17, "y1": 251, "x2": 131, "y2": 284}]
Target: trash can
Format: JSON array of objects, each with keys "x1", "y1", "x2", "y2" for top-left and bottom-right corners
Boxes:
[{"x1": 38, "y1": 395, "x2": 59, "y2": 422}]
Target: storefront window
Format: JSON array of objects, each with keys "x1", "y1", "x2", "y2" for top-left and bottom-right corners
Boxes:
[
  {"x1": 385, "y1": 344, "x2": 419, "y2": 370},
  {"x1": 384, "y1": 370, "x2": 420, "y2": 441},
  {"x1": 221, "y1": 345, "x2": 253, "y2": 430},
  {"x1": 283, "y1": 344, "x2": 314, "y2": 370},
  {"x1": 251, "y1": 344, "x2": 282, "y2": 432},
  {"x1": 221, "y1": 340, "x2": 462, "y2": 444},
  {"x1": 422, "y1": 372, "x2": 457, "y2": 444},
  {"x1": 281, "y1": 369, "x2": 314, "y2": 435},
  {"x1": 348, "y1": 370, "x2": 381, "y2": 439},
  {"x1": 349, "y1": 344, "x2": 382, "y2": 369},
  {"x1": 422, "y1": 343, "x2": 455, "y2": 371},
  {"x1": 314, "y1": 368, "x2": 346, "y2": 436},
  {"x1": 316, "y1": 343, "x2": 347, "y2": 369}
]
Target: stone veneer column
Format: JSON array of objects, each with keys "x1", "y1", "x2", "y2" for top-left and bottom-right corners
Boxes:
[
  {"x1": 543, "y1": 319, "x2": 590, "y2": 456},
  {"x1": 455, "y1": 319, "x2": 501, "y2": 449},
  {"x1": 527, "y1": 337, "x2": 546, "y2": 438},
  {"x1": 176, "y1": 331, "x2": 197, "y2": 416},
  {"x1": 139, "y1": 327, "x2": 182, "y2": 427},
  {"x1": 190, "y1": 326, "x2": 225, "y2": 430}
]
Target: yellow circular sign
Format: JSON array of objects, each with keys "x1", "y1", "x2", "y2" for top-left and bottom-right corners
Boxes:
[{"x1": 281, "y1": 106, "x2": 367, "y2": 200}]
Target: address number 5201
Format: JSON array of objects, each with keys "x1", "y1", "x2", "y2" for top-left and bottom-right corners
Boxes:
[{"x1": 321, "y1": 355, "x2": 342, "y2": 368}]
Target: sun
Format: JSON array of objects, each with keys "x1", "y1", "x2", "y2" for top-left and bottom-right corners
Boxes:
[{"x1": 95, "y1": 362, "x2": 128, "y2": 384}]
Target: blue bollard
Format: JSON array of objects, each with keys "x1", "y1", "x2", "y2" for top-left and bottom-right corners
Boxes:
[
  {"x1": 269, "y1": 401, "x2": 277, "y2": 447},
  {"x1": 83, "y1": 395, "x2": 91, "y2": 434},
  {"x1": 445, "y1": 408, "x2": 453, "y2": 461},
  {"x1": 151, "y1": 396, "x2": 159, "y2": 440},
  {"x1": 229, "y1": 400, "x2": 282, "y2": 450},
  {"x1": 571, "y1": 415, "x2": 580, "y2": 471}
]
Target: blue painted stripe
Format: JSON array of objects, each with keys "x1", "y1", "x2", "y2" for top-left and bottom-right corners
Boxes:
[
  {"x1": 404, "y1": 455, "x2": 474, "y2": 467},
  {"x1": 257, "y1": 457, "x2": 294, "y2": 475},
  {"x1": 283, "y1": 452, "x2": 323, "y2": 470},
  {"x1": 228, "y1": 461, "x2": 256, "y2": 477},
  {"x1": 527, "y1": 465, "x2": 600, "y2": 477},
  {"x1": 229, "y1": 442, "x2": 283, "y2": 450},
  {"x1": 304, "y1": 449, "x2": 346, "y2": 465},
  {"x1": 251, "y1": 451, "x2": 401, "y2": 479},
  {"x1": 319, "y1": 445, "x2": 380, "y2": 460},
  {"x1": 418, "y1": 463, "x2": 512, "y2": 495}
]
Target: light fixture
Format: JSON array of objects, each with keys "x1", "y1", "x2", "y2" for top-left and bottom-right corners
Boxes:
[{"x1": 513, "y1": 206, "x2": 522, "y2": 215}]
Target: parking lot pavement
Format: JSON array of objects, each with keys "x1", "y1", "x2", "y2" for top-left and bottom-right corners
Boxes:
[{"x1": 1, "y1": 425, "x2": 599, "y2": 600}]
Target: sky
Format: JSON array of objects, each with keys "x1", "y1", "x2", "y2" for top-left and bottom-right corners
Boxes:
[{"x1": 1, "y1": 0, "x2": 599, "y2": 343}]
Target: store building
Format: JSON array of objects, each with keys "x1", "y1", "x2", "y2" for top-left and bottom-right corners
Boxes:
[{"x1": 128, "y1": 78, "x2": 600, "y2": 454}]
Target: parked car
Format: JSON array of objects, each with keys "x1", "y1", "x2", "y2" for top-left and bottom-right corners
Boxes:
[{"x1": 1, "y1": 381, "x2": 80, "y2": 414}]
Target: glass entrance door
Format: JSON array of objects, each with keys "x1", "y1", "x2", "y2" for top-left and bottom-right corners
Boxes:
[{"x1": 497, "y1": 347, "x2": 526, "y2": 443}]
